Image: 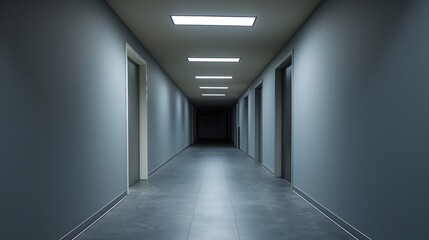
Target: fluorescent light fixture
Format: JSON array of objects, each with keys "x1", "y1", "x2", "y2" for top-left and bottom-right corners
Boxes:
[
  {"x1": 200, "y1": 86, "x2": 229, "y2": 89},
  {"x1": 202, "y1": 94, "x2": 226, "y2": 97},
  {"x1": 171, "y1": 16, "x2": 256, "y2": 27},
  {"x1": 195, "y1": 76, "x2": 233, "y2": 79},
  {"x1": 188, "y1": 57, "x2": 240, "y2": 63}
]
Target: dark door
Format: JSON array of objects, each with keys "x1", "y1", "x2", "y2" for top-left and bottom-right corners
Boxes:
[
  {"x1": 236, "y1": 104, "x2": 240, "y2": 148},
  {"x1": 255, "y1": 86, "x2": 263, "y2": 162},
  {"x1": 243, "y1": 96, "x2": 249, "y2": 152},
  {"x1": 128, "y1": 59, "x2": 140, "y2": 186},
  {"x1": 282, "y1": 66, "x2": 292, "y2": 182}
]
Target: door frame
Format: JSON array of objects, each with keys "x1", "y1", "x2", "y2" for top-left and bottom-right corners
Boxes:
[
  {"x1": 274, "y1": 50, "x2": 294, "y2": 184},
  {"x1": 125, "y1": 43, "x2": 148, "y2": 194}
]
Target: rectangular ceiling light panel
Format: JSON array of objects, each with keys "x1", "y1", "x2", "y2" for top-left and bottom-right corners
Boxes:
[
  {"x1": 195, "y1": 76, "x2": 232, "y2": 79},
  {"x1": 202, "y1": 94, "x2": 226, "y2": 97},
  {"x1": 188, "y1": 57, "x2": 240, "y2": 62},
  {"x1": 171, "y1": 16, "x2": 256, "y2": 27},
  {"x1": 200, "y1": 87, "x2": 229, "y2": 89}
]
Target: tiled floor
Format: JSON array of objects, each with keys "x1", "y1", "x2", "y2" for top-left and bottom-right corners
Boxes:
[{"x1": 77, "y1": 144, "x2": 353, "y2": 240}]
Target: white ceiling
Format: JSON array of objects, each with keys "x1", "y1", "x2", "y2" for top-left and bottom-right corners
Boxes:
[{"x1": 106, "y1": 0, "x2": 321, "y2": 106}]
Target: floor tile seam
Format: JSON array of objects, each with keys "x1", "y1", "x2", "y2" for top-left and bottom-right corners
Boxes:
[
  {"x1": 222, "y1": 164, "x2": 242, "y2": 240},
  {"x1": 197, "y1": 176, "x2": 233, "y2": 209},
  {"x1": 186, "y1": 159, "x2": 206, "y2": 240}
]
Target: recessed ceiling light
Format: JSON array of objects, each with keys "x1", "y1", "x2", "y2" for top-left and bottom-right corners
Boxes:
[
  {"x1": 195, "y1": 76, "x2": 233, "y2": 79},
  {"x1": 202, "y1": 94, "x2": 226, "y2": 97},
  {"x1": 200, "y1": 86, "x2": 229, "y2": 89},
  {"x1": 188, "y1": 57, "x2": 240, "y2": 63},
  {"x1": 171, "y1": 16, "x2": 256, "y2": 27}
]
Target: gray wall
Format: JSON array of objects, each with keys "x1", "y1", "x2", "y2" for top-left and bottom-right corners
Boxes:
[
  {"x1": 237, "y1": 1, "x2": 429, "y2": 239},
  {"x1": 147, "y1": 51, "x2": 192, "y2": 172},
  {"x1": 0, "y1": 0, "x2": 192, "y2": 239}
]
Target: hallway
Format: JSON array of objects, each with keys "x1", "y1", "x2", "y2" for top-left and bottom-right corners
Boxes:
[{"x1": 77, "y1": 145, "x2": 352, "y2": 240}]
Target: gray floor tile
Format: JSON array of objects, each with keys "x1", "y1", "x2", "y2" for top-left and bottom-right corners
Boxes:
[
  {"x1": 188, "y1": 217, "x2": 240, "y2": 240},
  {"x1": 77, "y1": 145, "x2": 352, "y2": 240}
]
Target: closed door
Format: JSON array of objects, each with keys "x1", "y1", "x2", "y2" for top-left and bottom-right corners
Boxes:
[
  {"x1": 243, "y1": 96, "x2": 249, "y2": 153},
  {"x1": 255, "y1": 86, "x2": 263, "y2": 162},
  {"x1": 128, "y1": 59, "x2": 140, "y2": 186},
  {"x1": 236, "y1": 104, "x2": 240, "y2": 148},
  {"x1": 282, "y1": 66, "x2": 292, "y2": 182}
]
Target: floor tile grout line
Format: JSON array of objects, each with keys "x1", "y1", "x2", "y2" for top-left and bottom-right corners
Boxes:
[
  {"x1": 77, "y1": 146, "x2": 352, "y2": 240},
  {"x1": 186, "y1": 158, "x2": 206, "y2": 240},
  {"x1": 223, "y1": 164, "x2": 241, "y2": 240}
]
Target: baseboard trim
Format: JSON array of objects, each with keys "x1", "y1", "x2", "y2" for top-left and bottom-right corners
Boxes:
[
  {"x1": 292, "y1": 186, "x2": 371, "y2": 240},
  {"x1": 148, "y1": 145, "x2": 190, "y2": 178},
  {"x1": 60, "y1": 191, "x2": 127, "y2": 240},
  {"x1": 262, "y1": 164, "x2": 274, "y2": 176}
]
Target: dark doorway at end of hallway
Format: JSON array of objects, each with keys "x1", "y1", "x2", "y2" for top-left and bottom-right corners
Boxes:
[{"x1": 195, "y1": 107, "x2": 233, "y2": 145}]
